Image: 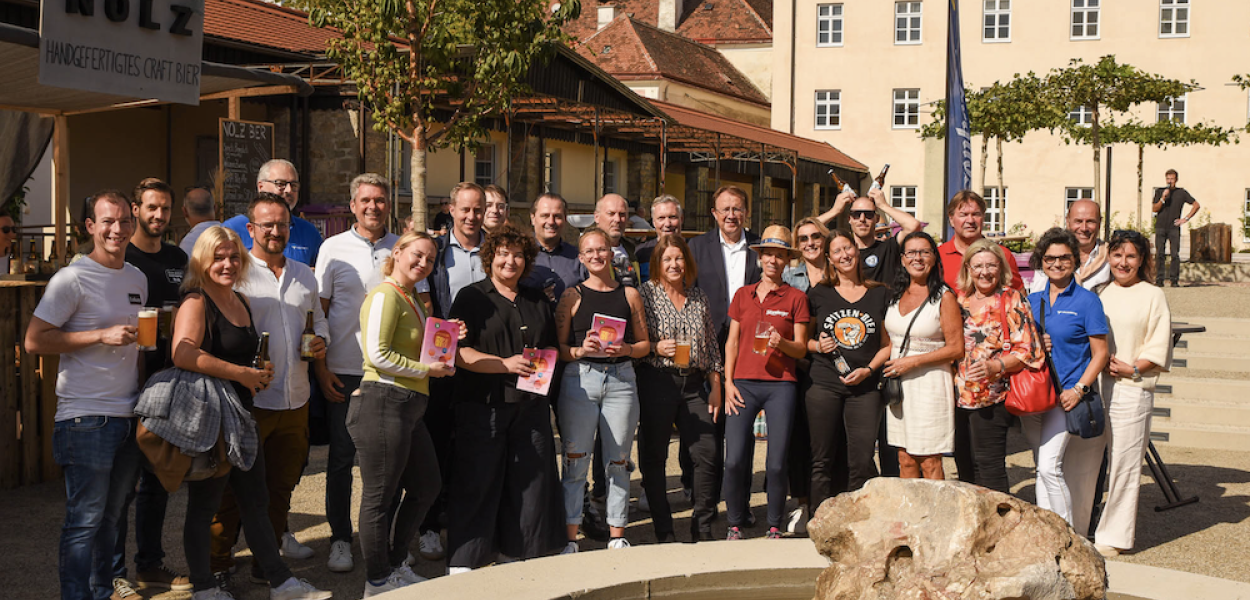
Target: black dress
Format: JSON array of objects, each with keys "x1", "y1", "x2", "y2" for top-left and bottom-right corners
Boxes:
[{"x1": 190, "y1": 288, "x2": 258, "y2": 407}]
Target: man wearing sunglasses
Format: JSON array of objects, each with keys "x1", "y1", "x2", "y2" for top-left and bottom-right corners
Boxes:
[
  {"x1": 819, "y1": 187, "x2": 923, "y2": 286},
  {"x1": 222, "y1": 159, "x2": 323, "y2": 267}
]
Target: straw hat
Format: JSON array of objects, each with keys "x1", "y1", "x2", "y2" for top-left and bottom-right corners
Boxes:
[{"x1": 750, "y1": 224, "x2": 800, "y2": 257}]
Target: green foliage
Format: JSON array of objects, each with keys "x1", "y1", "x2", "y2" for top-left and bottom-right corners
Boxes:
[
  {"x1": 4, "y1": 183, "x2": 27, "y2": 223},
  {"x1": 1107, "y1": 210, "x2": 1154, "y2": 239},
  {"x1": 289, "y1": 0, "x2": 581, "y2": 219},
  {"x1": 1069, "y1": 119, "x2": 1239, "y2": 149}
]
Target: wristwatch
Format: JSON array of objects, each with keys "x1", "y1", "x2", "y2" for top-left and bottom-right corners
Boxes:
[
  {"x1": 1074, "y1": 382, "x2": 1090, "y2": 395},
  {"x1": 1132, "y1": 365, "x2": 1142, "y2": 381}
]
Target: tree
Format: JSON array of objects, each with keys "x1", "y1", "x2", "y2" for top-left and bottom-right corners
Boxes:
[
  {"x1": 290, "y1": 0, "x2": 581, "y2": 230},
  {"x1": 1047, "y1": 56, "x2": 1190, "y2": 204}
]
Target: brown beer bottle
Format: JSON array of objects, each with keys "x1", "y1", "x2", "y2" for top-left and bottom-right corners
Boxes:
[
  {"x1": 300, "y1": 311, "x2": 316, "y2": 361},
  {"x1": 870, "y1": 164, "x2": 890, "y2": 191},
  {"x1": 45, "y1": 242, "x2": 58, "y2": 274},
  {"x1": 254, "y1": 332, "x2": 272, "y2": 371},
  {"x1": 24, "y1": 238, "x2": 38, "y2": 274}
]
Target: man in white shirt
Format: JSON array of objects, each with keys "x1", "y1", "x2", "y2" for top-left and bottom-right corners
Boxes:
[
  {"x1": 314, "y1": 174, "x2": 399, "y2": 573},
  {"x1": 211, "y1": 193, "x2": 329, "y2": 579},
  {"x1": 179, "y1": 187, "x2": 220, "y2": 256},
  {"x1": 1029, "y1": 199, "x2": 1111, "y2": 293},
  {"x1": 26, "y1": 190, "x2": 148, "y2": 600}
]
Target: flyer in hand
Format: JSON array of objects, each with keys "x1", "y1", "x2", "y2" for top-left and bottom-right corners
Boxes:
[
  {"x1": 421, "y1": 318, "x2": 460, "y2": 366},
  {"x1": 517, "y1": 348, "x2": 558, "y2": 395},
  {"x1": 590, "y1": 313, "x2": 627, "y2": 357}
]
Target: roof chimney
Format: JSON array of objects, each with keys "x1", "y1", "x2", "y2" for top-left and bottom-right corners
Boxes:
[
  {"x1": 597, "y1": 5, "x2": 616, "y2": 30},
  {"x1": 657, "y1": 0, "x2": 683, "y2": 32}
]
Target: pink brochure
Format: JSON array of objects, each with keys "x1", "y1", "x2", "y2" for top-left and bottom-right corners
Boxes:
[
  {"x1": 591, "y1": 313, "x2": 627, "y2": 356},
  {"x1": 517, "y1": 348, "x2": 558, "y2": 395},
  {"x1": 421, "y1": 318, "x2": 460, "y2": 366}
]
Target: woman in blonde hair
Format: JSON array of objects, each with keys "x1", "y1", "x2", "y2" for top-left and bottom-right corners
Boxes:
[
  {"x1": 953, "y1": 239, "x2": 1042, "y2": 494},
  {"x1": 354, "y1": 230, "x2": 455, "y2": 597},
  {"x1": 173, "y1": 226, "x2": 331, "y2": 599}
]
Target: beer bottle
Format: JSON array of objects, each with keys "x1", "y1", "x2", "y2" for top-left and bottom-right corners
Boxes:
[
  {"x1": 45, "y1": 241, "x2": 57, "y2": 273},
  {"x1": 828, "y1": 169, "x2": 856, "y2": 196},
  {"x1": 300, "y1": 311, "x2": 316, "y2": 362},
  {"x1": 869, "y1": 164, "x2": 891, "y2": 192},
  {"x1": 831, "y1": 348, "x2": 852, "y2": 376},
  {"x1": 24, "y1": 238, "x2": 38, "y2": 274},
  {"x1": 254, "y1": 332, "x2": 272, "y2": 371},
  {"x1": 7, "y1": 240, "x2": 18, "y2": 275},
  {"x1": 64, "y1": 237, "x2": 75, "y2": 267}
]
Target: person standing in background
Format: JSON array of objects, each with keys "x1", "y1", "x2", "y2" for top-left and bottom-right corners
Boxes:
[
  {"x1": 1151, "y1": 169, "x2": 1199, "y2": 288},
  {"x1": 180, "y1": 187, "x2": 220, "y2": 257},
  {"x1": 222, "y1": 159, "x2": 322, "y2": 266}
]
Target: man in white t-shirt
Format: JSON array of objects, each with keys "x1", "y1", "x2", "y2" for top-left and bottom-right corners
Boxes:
[
  {"x1": 26, "y1": 190, "x2": 148, "y2": 600},
  {"x1": 211, "y1": 194, "x2": 329, "y2": 578},
  {"x1": 313, "y1": 174, "x2": 399, "y2": 573}
]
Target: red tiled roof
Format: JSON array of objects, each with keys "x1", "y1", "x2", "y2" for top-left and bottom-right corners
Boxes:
[
  {"x1": 203, "y1": 0, "x2": 342, "y2": 56},
  {"x1": 578, "y1": 17, "x2": 768, "y2": 106},
  {"x1": 564, "y1": 0, "x2": 772, "y2": 44},
  {"x1": 651, "y1": 99, "x2": 866, "y2": 172}
]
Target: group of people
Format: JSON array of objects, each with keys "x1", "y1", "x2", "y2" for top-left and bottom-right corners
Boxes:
[{"x1": 29, "y1": 157, "x2": 1175, "y2": 600}]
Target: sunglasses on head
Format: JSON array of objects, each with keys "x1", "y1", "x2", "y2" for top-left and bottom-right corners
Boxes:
[{"x1": 1111, "y1": 229, "x2": 1145, "y2": 242}]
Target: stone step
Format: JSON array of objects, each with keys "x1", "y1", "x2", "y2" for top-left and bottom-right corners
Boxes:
[
  {"x1": 1150, "y1": 422, "x2": 1250, "y2": 452},
  {"x1": 1175, "y1": 336, "x2": 1250, "y2": 356},
  {"x1": 1154, "y1": 376, "x2": 1250, "y2": 402},
  {"x1": 1153, "y1": 398, "x2": 1250, "y2": 429},
  {"x1": 1167, "y1": 353, "x2": 1250, "y2": 373}
]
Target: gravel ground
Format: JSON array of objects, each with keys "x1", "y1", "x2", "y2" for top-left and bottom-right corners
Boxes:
[
  {"x1": 1163, "y1": 284, "x2": 1250, "y2": 319},
  {"x1": 4, "y1": 429, "x2": 1249, "y2": 599}
]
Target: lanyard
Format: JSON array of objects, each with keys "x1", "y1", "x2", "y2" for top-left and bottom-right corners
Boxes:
[{"x1": 386, "y1": 280, "x2": 425, "y2": 320}]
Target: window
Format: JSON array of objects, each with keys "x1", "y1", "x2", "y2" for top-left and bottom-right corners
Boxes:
[
  {"x1": 1159, "y1": 0, "x2": 1189, "y2": 38},
  {"x1": 603, "y1": 159, "x2": 618, "y2": 194},
  {"x1": 1068, "y1": 105, "x2": 1093, "y2": 127},
  {"x1": 1071, "y1": 0, "x2": 1099, "y2": 40},
  {"x1": 1065, "y1": 187, "x2": 1094, "y2": 213},
  {"x1": 893, "y1": 89, "x2": 920, "y2": 128},
  {"x1": 894, "y1": 2, "x2": 922, "y2": 45},
  {"x1": 815, "y1": 90, "x2": 841, "y2": 129},
  {"x1": 890, "y1": 186, "x2": 918, "y2": 218},
  {"x1": 1244, "y1": 190, "x2": 1250, "y2": 239},
  {"x1": 597, "y1": 6, "x2": 615, "y2": 29},
  {"x1": 1157, "y1": 94, "x2": 1186, "y2": 124},
  {"x1": 543, "y1": 150, "x2": 560, "y2": 194},
  {"x1": 474, "y1": 145, "x2": 495, "y2": 187},
  {"x1": 983, "y1": 0, "x2": 1010, "y2": 42},
  {"x1": 817, "y1": 4, "x2": 844, "y2": 46},
  {"x1": 983, "y1": 187, "x2": 1007, "y2": 233}
]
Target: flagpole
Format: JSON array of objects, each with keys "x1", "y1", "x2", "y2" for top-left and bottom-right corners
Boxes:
[{"x1": 942, "y1": 1, "x2": 954, "y2": 241}]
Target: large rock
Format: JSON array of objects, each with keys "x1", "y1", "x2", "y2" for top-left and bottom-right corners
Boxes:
[{"x1": 808, "y1": 478, "x2": 1107, "y2": 600}]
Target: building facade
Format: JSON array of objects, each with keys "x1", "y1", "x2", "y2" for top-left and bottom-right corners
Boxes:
[{"x1": 773, "y1": 0, "x2": 1250, "y2": 246}]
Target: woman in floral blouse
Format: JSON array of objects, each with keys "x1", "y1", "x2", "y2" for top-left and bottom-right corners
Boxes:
[
  {"x1": 636, "y1": 234, "x2": 723, "y2": 543},
  {"x1": 954, "y1": 239, "x2": 1043, "y2": 493}
]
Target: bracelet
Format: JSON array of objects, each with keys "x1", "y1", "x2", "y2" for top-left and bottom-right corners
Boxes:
[{"x1": 995, "y1": 358, "x2": 1006, "y2": 377}]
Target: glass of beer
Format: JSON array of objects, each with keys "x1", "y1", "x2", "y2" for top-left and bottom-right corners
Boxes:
[
  {"x1": 673, "y1": 326, "x2": 691, "y2": 368},
  {"x1": 753, "y1": 322, "x2": 773, "y2": 355},
  {"x1": 137, "y1": 308, "x2": 158, "y2": 351},
  {"x1": 158, "y1": 301, "x2": 176, "y2": 342}
]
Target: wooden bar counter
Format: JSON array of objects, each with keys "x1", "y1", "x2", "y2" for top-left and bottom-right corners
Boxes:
[{"x1": 0, "y1": 279, "x2": 59, "y2": 489}]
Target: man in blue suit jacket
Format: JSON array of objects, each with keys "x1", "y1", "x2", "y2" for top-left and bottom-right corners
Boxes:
[{"x1": 688, "y1": 185, "x2": 761, "y2": 346}]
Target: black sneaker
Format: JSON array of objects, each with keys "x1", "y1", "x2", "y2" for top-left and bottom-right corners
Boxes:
[
  {"x1": 249, "y1": 562, "x2": 267, "y2": 585},
  {"x1": 655, "y1": 531, "x2": 677, "y2": 544}
]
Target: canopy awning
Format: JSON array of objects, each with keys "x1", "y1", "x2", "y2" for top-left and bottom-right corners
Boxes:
[{"x1": 0, "y1": 22, "x2": 313, "y2": 115}]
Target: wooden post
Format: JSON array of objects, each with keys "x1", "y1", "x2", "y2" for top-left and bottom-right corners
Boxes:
[
  {"x1": 0, "y1": 287, "x2": 18, "y2": 489},
  {"x1": 52, "y1": 115, "x2": 69, "y2": 254},
  {"x1": 228, "y1": 97, "x2": 241, "y2": 120},
  {"x1": 40, "y1": 355, "x2": 59, "y2": 482},
  {"x1": 19, "y1": 286, "x2": 41, "y2": 484}
]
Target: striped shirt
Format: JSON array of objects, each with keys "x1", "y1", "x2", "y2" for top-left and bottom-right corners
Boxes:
[{"x1": 360, "y1": 278, "x2": 431, "y2": 394}]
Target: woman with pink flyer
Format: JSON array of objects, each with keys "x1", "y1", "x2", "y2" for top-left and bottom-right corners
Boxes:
[
  {"x1": 445, "y1": 224, "x2": 566, "y2": 572},
  {"x1": 555, "y1": 227, "x2": 650, "y2": 552}
]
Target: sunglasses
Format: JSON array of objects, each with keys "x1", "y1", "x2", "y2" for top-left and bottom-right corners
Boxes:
[
  {"x1": 797, "y1": 233, "x2": 824, "y2": 244},
  {"x1": 849, "y1": 210, "x2": 877, "y2": 220},
  {"x1": 0, "y1": 226, "x2": 14, "y2": 234},
  {"x1": 1111, "y1": 229, "x2": 1146, "y2": 241}
]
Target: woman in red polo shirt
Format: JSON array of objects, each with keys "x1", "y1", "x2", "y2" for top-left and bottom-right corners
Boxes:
[{"x1": 723, "y1": 225, "x2": 810, "y2": 540}]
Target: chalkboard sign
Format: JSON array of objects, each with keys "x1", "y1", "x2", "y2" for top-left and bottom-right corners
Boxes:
[{"x1": 218, "y1": 118, "x2": 274, "y2": 216}]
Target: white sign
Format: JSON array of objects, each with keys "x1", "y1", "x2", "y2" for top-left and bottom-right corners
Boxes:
[{"x1": 39, "y1": 0, "x2": 206, "y2": 106}]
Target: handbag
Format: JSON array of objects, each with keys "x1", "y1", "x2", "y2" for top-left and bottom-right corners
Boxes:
[
  {"x1": 996, "y1": 291, "x2": 1060, "y2": 416},
  {"x1": 1037, "y1": 298, "x2": 1106, "y2": 438},
  {"x1": 881, "y1": 299, "x2": 925, "y2": 407}
]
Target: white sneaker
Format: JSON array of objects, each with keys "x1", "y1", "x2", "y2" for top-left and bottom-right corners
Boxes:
[
  {"x1": 786, "y1": 505, "x2": 808, "y2": 535},
  {"x1": 362, "y1": 571, "x2": 411, "y2": 598},
  {"x1": 608, "y1": 537, "x2": 631, "y2": 549},
  {"x1": 327, "y1": 539, "x2": 353, "y2": 572},
  {"x1": 279, "y1": 532, "x2": 314, "y2": 560},
  {"x1": 447, "y1": 566, "x2": 472, "y2": 576},
  {"x1": 192, "y1": 588, "x2": 236, "y2": 600},
  {"x1": 637, "y1": 493, "x2": 650, "y2": 513},
  {"x1": 561, "y1": 541, "x2": 579, "y2": 554},
  {"x1": 271, "y1": 577, "x2": 331, "y2": 600},
  {"x1": 394, "y1": 563, "x2": 427, "y2": 584},
  {"x1": 418, "y1": 530, "x2": 445, "y2": 560}
]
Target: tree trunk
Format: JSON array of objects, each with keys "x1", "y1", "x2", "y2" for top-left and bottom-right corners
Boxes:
[
  {"x1": 996, "y1": 136, "x2": 1005, "y2": 215},
  {"x1": 410, "y1": 123, "x2": 428, "y2": 232},
  {"x1": 1136, "y1": 143, "x2": 1145, "y2": 229},
  {"x1": 979, "y1": 137, "x2": 988, "y2": 194},
  {"x1": 1091, "y1": 107, "x2": 1101, "y2": 204}
]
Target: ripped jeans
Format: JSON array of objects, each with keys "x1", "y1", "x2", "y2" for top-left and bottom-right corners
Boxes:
[{"x1": 558, "y1": 361, "x2": 640, "y2": 529}]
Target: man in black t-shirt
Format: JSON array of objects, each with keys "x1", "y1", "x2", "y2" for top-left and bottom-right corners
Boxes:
[
  {"x1": 114, "y1": 178, "x2": 190, "y2": 594},
  {"x1": 1151, "y1": 168, "x2": 1200, "y2": 287},
  {"x1": 819, "y1": 186, "x2": 922, "y2": 287}
]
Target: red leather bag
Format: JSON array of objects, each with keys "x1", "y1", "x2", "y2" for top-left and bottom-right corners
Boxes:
[{"x1": 996, "y1": 291, "x2": 1060, "y2": 416}]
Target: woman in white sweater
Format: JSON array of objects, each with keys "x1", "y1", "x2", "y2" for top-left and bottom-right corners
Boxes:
[{"x1": 1093, "y1": 229, "x2": 1172, "y2": 557}]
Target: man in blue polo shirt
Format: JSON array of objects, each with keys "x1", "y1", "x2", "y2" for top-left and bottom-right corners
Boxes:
[
  {"x1": 523, "y1": 192, "x2": 584, "y2": 306},
  {"x1": 222, "y1": 159, "x2": 322, "y2": 266}
]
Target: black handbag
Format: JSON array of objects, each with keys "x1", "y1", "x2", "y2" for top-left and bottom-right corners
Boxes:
[
  {"x1": 1038, "y1": 300, "x2": 1106, "y2": 439},
  {"x1": 882, "y1": 299, "x2": 925, "y2": 407}
]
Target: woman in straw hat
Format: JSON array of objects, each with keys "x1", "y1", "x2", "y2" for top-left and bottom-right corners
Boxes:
[{"x1": 722, "y1": 224, "x2": 810, "y2": 541}]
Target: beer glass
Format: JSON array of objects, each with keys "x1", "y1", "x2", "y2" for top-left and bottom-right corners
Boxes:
[
  {"x1": 753, "y1": 322, "x2": 773, "y2": 355},
  {"x1": 137, "y1": 308, "x2": 158, "y2": 351},
  {"x1": 673, "y1": 326, "x2": 691, "y2": 368},
  {"x1": 158, "y1": 301, "x2": 176, "y2": 342}
]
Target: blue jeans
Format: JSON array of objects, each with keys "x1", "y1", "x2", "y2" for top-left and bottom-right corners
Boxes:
[
  {"x1": 325, "y1": 374, "x2": 364, "y2": 543},
  {"x1": 724, "y1": 380, "x2": 796, "y2": 529},
  {"x1": 558, "y1": 361, "x2": 639, "y2": 529},
  {"x1": 112, "y1": 468, "x2": 168, "y2": 578},
  {"x1": 53, "y1": 416, "x2": 143, "y2": 600}
]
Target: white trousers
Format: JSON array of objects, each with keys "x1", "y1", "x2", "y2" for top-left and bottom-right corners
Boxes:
[
  {"x1": 1094, "y1": 382, "x2": 1154, "y2": 550},
  {"x1": 1023, "y1": 405, "x2": 1075, "y2": 526}
]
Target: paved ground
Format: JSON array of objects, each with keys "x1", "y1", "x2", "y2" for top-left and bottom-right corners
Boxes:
[{"x1": 5, "y1": 284, "x2": 1248, "y2": 599}]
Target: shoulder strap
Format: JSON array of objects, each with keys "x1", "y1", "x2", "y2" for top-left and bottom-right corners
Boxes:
[
  {"x1": 1032, "y1": 294, "x2": 1064, "y2": 394},
  {"x1": 897, "y1": 298, "x2": 925, "y2": 358}
]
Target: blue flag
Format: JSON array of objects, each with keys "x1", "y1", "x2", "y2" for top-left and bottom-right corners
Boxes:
[{"x1": 944, "y1": 0, "x2": 972, "y2": 236}]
